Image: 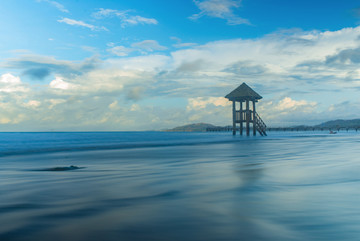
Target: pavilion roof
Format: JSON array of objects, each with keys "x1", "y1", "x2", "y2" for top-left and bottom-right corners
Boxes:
[{"x1": 225, "y1": 82, "x2": 262, "y2": 101}]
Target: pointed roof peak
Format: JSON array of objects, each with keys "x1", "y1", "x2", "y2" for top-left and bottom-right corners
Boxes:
[{"x1": 225, "y1": 82, "x2": 262, "y2": 101}]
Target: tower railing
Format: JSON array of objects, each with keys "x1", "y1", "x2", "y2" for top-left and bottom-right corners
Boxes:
[
  {"x1": 234, "y1": 111, "x2": 267, "y2": 136},
  {"x1": 235, "y1": 110, "x2": 253, "y2": 122},
  {"x1": 255, "y1": 112, "x2": 267, "y2": 136}
]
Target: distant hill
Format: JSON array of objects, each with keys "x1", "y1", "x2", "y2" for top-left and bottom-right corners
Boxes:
[
  {"x1": 165, "y1": 119, "x2": 360, "y2": 132},
  {"x1": 164, "y1": 123, "x2": 217, "y2": 132},
  {"x1": 315, "y1": 119, "x2": 360, "y2": 128}
]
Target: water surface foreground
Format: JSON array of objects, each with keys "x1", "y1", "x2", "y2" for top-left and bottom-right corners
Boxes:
[{"x1": 1, "y1": 132, "x2": 359, "y2": 241}]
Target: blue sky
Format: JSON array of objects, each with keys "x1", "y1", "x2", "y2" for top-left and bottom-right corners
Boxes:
[{"x1": 1, "y1": 0, "x2": 360, "y2": 131}]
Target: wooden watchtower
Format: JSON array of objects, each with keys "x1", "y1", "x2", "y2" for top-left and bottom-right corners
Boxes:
[{"x1": 225, "y1": 83, "x2": 267, "y2": 136}]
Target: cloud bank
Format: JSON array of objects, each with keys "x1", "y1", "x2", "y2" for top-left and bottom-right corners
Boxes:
[{"x1": 2, "y1": 26, "x2": 360, "y2": 130}]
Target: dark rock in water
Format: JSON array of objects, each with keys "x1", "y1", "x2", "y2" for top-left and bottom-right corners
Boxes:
[{"x1": 36, "y1": 165, "x2": 84, "y2": 171}]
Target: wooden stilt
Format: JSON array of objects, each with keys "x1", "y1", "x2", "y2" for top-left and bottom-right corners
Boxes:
[
  {"x1": 246, "y1": 100, "x2": 250, "y2": 136},
  {"x1": 240, "y1": 101, "x2": 243, "y2": 135},
  {"x1": 253, "y1": 100, "x2": 256, "y2": 136},
  {"x1": 232, "y1": 101, "x2": 236, "y2": 135}
]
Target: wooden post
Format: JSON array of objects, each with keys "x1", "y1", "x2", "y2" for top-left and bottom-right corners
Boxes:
[
  {"x1": 246, "y1": 100, "x2": 250, "y2": 136},
  {"x1": 253, "y1": 100, "x2": 256, "y2": 136},
  {"x1": 240, "y1": 101, "x2": 243, "y2": 135},
  {"x1": 232, "y1": 101, "x2": 236, "y2": 135}
]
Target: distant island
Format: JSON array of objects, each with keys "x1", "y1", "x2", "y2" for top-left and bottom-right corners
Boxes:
[
  {"x1": 164, "y1": 119, "x2": 360, "y2": 132},
  {"x1": 163, "y1": 123, "x2": 220, "y2": 132},
  {"x1": 313, "y1": 119, "x2": 360, "y2": 129}
]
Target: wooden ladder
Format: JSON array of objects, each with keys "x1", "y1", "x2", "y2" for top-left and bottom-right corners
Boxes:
[{"x1": 255, "y1": 112, "x2": 267, "y2": 136}]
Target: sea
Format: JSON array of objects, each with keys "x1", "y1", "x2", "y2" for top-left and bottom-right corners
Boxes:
[{"x1": 1, "y1": 131, "x2": 360, "y2": 241}]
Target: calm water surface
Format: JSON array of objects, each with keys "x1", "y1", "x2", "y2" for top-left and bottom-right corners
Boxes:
[{"x1": 0, "y1": 131, "x2": 360, "y2": 241}]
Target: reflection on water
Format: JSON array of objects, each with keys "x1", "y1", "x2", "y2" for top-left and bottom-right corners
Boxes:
[{"x1": 0, "y1": 132, "x2": 360, "y2": 240}]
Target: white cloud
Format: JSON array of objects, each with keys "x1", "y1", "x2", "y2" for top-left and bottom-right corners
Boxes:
[
  {"x1": 0, "y1": 114, "x2": 26, "y2": 124},
  {"x1": 24, "y1": 100, "x2": 41, "y2": 108},
  {"x1": 183, "y1": 97, "x2": 231, "y2": 124},
  {"x1": 170, "y1": 26, "x2": 360, "y2": 81},
  {"x1": 131, "y1": 40, "x2": 167, "y2": 52},
  {"x1": 130, "y1": 104, "x2": 140, "y2": 111},
  {"x1": 0, "y1": 73, "x2": 28, "y2": 93},
  {"x1": 254, "y1": 97, "x2": 319, "y2": 127},
  {"x1": 0, "y1": 73, "x2": 21, "y2": 84},
  {"x1": 37, "y1": 0, "x2": 69, "y2": 13},
  {"x1": 173, "y1": 42, "x2": 198, "y2": 48},
  {"x1": 106, "y1": 54, "x2": 170, "y2": 72},
  {"x1": 122, "y1": 15, "x2": 158, "y2": 26},
  {"x1": 93, "y1": 8, "x2": 127, "y2": 18},
  {"x1": 190, "y1": 0, "x2": 249, "y2": 25},
  {"x1": 107, "y1": 46, "x2": 134, "y2": 56},
  {"x1": 49, "y1": 77, "x2": 73, "y2": 90},
  {"x1": 187, "y1": 97, "x2": 230, "y2": 110},
  {"x1": 108, "y1": 100, "x2": 120, "y2": 110},
  {"x1": 48, "y1": 99, "x2": 66, "y2": 109},
  {"x1": 58, "y1": 17, "x2": 108, "y2": 31},
  {"x1": 275, "y1": 97, "x2": 317, "y2": 112},
  {"x1": 170, "y1": 37, "x2": 197, "y2": 48},
  {"x1": 93, "y1": 8, "x2": 158, "y2": 27}
]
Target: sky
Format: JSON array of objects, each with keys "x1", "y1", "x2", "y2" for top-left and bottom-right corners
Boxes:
[{"x1": 1, "y1": 0, "x2": 360, "y2": 131}]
